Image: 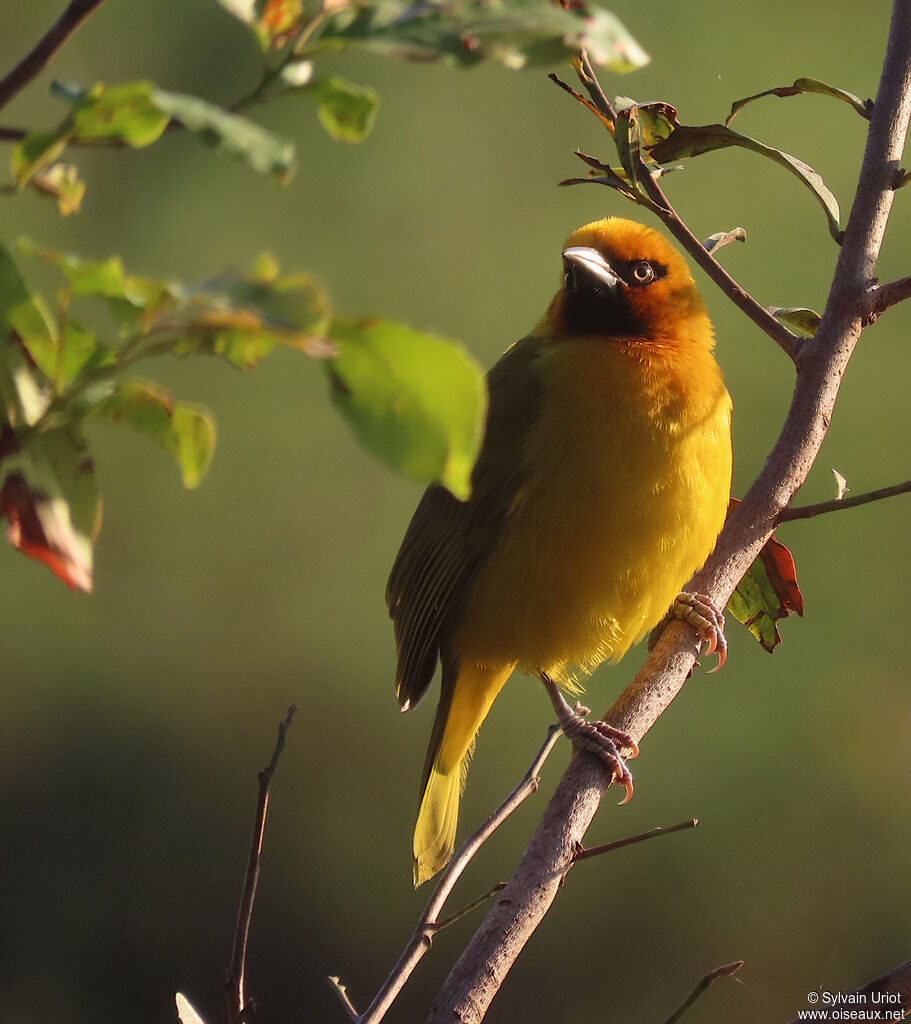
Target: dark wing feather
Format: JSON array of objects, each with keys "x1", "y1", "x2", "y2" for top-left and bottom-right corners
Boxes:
[{"x1": 386, "y1": 335, "x2": 544, "y2": 710}]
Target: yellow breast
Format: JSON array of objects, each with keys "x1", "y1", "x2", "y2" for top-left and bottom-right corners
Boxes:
[{"x1": 453, "y1": 334, "x2": 732, "y2": 686}]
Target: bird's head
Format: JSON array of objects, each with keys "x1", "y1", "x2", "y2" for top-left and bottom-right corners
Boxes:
[{"x1": 544, "y1": 217, "x2": 712, "y2": 347}]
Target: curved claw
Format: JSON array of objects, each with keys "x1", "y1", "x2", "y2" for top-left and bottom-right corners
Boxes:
[
  {"x1": 673, "y1": 591, "x2": 728, "y2": 673},
  {"x1": 614, "y1": 769, "x2": 635, "y2": 805}
]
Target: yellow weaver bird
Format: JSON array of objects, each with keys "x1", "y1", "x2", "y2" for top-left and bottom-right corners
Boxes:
[{"x1": 387, "y1": 217, "x2": 733, "y2": 886}]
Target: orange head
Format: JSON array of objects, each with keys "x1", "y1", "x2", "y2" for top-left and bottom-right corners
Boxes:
[{"x1": 541, "y1": 217, "x2": 713, "y2": 349}]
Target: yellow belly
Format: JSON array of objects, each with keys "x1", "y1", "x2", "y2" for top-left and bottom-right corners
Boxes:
[{"x1": 453, "y1": 336, "x2": 732, "y2": 686}]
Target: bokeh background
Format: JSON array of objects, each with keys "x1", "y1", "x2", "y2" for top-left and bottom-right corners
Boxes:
[{"x1": 2, "y1": 2, "x2": 909, "y2": 1022}]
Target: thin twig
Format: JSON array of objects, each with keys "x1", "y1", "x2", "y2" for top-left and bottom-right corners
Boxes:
[
  {"x1": 340, "y1": 725, "x2": 561, "y2": 1024},
  {"x1": 327, "y1": 976, "x2": 360, "y2": 1022},
  {"x1": 572, "y1": 818, "x2": 698, "y2": 863},
  {"x1": 780, "y1": 478, "x2": 911, "y2": 521},
  {"x1": 577, "y1": 51, "x2": 617, "y2": 123},
  {"x1": 0, "y1": 0, "x2": 106, "y2": 113},
  {"x1": 663, "y1": 961, "x2": 744, "y2": 1024},
  {"x1": 225, "y1": 706, "x2": 298, "y2": 1024}
]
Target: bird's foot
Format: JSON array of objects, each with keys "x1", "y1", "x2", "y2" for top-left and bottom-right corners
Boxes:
[
  {"x1": 541, "y1": 679, "x2": 637, "y2": 804},
  {"x1": 649, "y1": 591, "x2": 727, "y2": 672}
]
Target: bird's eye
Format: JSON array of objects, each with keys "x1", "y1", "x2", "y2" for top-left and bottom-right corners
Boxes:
[{"x1": 630, "y1": 261, "x2": 656, "y2": 285}]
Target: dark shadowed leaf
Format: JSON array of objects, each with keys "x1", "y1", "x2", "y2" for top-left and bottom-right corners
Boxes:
[
  {"x1": 326, "y1": 318, "x2": 485, "y2": 499},
  {"x1": 727, "y1": 77, "x2": 873, "y2": 125},
  {"x1": 649, "y1": 123, "x2": 841, "y2": 241}
]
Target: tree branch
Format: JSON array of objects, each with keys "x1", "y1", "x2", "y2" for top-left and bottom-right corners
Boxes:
[
  {"x1": 425, "y1": 2, "x2": 911, "y2": 1020},
  {"x1": 868, "y1": 273, "x2": 911, "y2": 316},
  {"x1": 0, "y1": 0, "x2": 106, "y2": 114},
  {"x1": 225, "y1": 706, "x2": 297, "y2": 1024},
  {"x1": 779, "y1": 478, "x2": 911, "y2": 521}
]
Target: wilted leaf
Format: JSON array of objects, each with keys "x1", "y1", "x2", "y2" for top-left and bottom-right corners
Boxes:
[
  {"x1": 649, "y1": 123, "x2": 841, "y2": 242},
  {"x1": 326, "y1": 318, "x2": 485, "y2": 499},
  {"x1": 769, "y1": 306, "x2": 821, "y2": 336},
  {"x1": 151, "y1": 88, "x2": 297, "y2": 182},
  {"x1": 726, "y1": 499, "x2": 803, "y2": 651},
  {"x1": 0, "y1": 426, "x2": 100, "y2": 591},
  {"x1": 318, "y1": 1, "x2": 647, "y2": 73},
  {"x1": 89, "y1": 379, "x2": 215, "y2": 488},
  {"x1": 30, "y1": 163, "x2": 85, "y2": 216},
  {"x1": 301, "y1": 77, "x2": 379, "y2": 142},
  {"x1": 703, "y1": 227, "x2": 746, "y2": 254},
  {"x1": 727, "y1": 77, "x2": 873, "y2": 126},
  {"x1": 831, "y1": 468, "x2": 849, "y2": 500}
]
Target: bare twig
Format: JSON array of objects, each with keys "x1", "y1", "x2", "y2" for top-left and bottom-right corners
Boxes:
[
  {"x1": 339, "y1": 726, "x2": 561, "y2": 1024},
  {"x1": 577, "y1": 51, "x2": 617, "y2": 123},
  {"x1": 327, "y1": 976, "x2": 360, "y2": 1022},
  {"x1": 0, "y1": 0, "x2": 106, "y2": 113},
  {"x1": 425, "y1": 3, "x2": 911, "y2": 1021},
  {"x1": 572, "y1": 818, "x2": 698, "y2": 863},
  {"x1": 663, "y1": 961, "x2": 745, "y2": 1024},
  {"x1": 868, "y1": 273, "x2": 911, "y2": 315},
  {"x1": 779, "y1": 478, "x2": 911, "y2": 521},
  {"x1": 225, "y1": 706, "x2": 298, "y2": 1024}
]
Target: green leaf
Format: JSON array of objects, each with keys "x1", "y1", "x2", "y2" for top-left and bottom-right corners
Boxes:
[
  {"x1": 150, "y1": 88, "x2": 297, "y2": 182},
  {"x1": 68, "y1": 80, "x2": 170, "y2": 146},
  {"x1": 10, "y1": 131, "x2": 70, "y2": 189},
  {"x1": 302, "y1": 77, "x2": 379, "y2": 143},
  {"x1": 318, "y1": 1, "x2": 647, "y2": 72},
  {"x1": 649, "y1": 122, "x2": 842, "y2": 242},
  {"x1": 88, "y1": 378, "x2": 215, "y2": 489},
  {"x1": 326, "y1": 318, "x2": 486, "y2": 499},
  {"x1": 0, "y1": 426, "x2": 100, "y2": 591},
  {"x1": 727, "y1": 77, "x2": 873, "y2": 126},
  {"x1": 613, "y1": 99, "x2": 642, "y2": 189},
  {"x1": 769, "y1": 306, "x2": 821, "y2": 336}
]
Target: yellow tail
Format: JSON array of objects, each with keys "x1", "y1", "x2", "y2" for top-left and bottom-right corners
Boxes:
[{"x1": 412, "y1": 660, "x2": 514, "y2": 887}]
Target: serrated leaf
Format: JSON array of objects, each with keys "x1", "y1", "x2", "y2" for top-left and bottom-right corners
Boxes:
[
  {"x1": 150, "y1": 88, "x2": 296, "y2": 182},
  {"x1": 318, "y1": 1, "x2": 647, "y2": 73},
  {"x1": 302, "y1": 77, "x2": 379, "y2": 142},
  {"x1": 727, "y1": 77, "x2": 872, "y2": 126},
  {"x1": 649, "y1": 123, "x2": 841, "y2": 242},
  {"x1": 88, "y1": 379, "x2": 215, "y2": 488},
  {"x1": 0, "y1": 426, "x2": 100, "y2": 591},
  {"x1": 726, "y1": 499, "x2": 803, "y2": 652},
  {"x1": 769, "y1": 306, "x2": 821, "y2": 336},
  {"x1": 326, "y1": 318, "x2": 485, "y2": 499}
]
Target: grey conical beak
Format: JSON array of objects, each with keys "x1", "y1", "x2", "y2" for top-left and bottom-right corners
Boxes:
[{"x1": 562, "y1": 246, "x2": 622, "y2": 294}]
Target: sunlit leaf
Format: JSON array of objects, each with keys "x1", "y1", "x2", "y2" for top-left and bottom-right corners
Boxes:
[
  {"x1": 326, "y1": 318, "x2": 485, "y2": 499},
  {"x1": 88, "y1": 378, "x2": 215, "y2": 489},
  {"x1": 10, "y1": 131, "x2": 69, "y2": 189},
  {"x1": 831, "y1": 468, "x2": 849, "y2": 500},
  {"x1": 66, "y1": 80, "x2": 171, "y2": 146},
  {"x1": 769, "y1": 306, "x2": 821, "y2": 336},
  {"x1": 649, "y1": 122, "x2": 841, "y2": 242},
  {"x1": 175, "y1": 993, "x2": 208, "y2": 1024},
  {"x1": 318, "y1": 1, "x2": 647, "y2": 72},
  {"x1": 301, "y1": 77, "x2": 379, "y2": 142},
  {"x1": 726, "y1": 499, "x2": 803, "y2": 652},
  {"x1": 30, "y1": 163, "x2": 85, "y2": 216},
  {"x1": 727, "y1": 77, "x2": 872, "y2": 125}
]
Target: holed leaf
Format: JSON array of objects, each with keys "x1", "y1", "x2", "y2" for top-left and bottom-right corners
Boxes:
[{"x1": 326, "y1": 318, "x2": 486, "y2": 499}]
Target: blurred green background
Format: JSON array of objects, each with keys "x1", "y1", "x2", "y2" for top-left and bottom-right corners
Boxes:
[{"x1": 2, "y1": 2, "x2": 909, "y2": 1022}]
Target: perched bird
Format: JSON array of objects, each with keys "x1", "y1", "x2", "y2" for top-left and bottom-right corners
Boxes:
[{"x1": 387, "y1": 217, "x2": 732, "y2": 886}]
